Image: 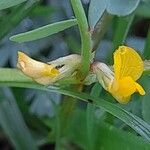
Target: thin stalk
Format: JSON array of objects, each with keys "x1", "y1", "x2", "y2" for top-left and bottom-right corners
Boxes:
[
  {"x1": 59, "y1": 85, "x2": 82, "y2": 136},
  {"x1": 54, "y1": 104, "x2": 61, "y2": 150},
  {"x1": 60, "y1": 96, "x2": 76, "y2": 136},
  {"x1": 143, "y1": 27, "x2": 150, "y2": 59},
  {"x1": 86, "y1": 83, "x2": 101, "y2": 150},
  {"x1": 92, "y1": 11, "x2": 113, "y2": 52},
  {"x1": 71, "y1": 0, "x2": 92, "y2": 79},
  {"x1": 112, "y1": 14, "x2": 135, "y2": 49}
]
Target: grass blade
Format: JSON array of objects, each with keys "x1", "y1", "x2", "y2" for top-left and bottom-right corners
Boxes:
[
  {"x1": 0, "y1": 69, "x2": 150, "y2": 141},
  {"x1": 0, "y1": 88, "x2": 38, "y2": 150}
]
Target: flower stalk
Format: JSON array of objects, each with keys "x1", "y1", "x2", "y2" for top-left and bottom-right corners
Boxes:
[{"x1": 70, "y1": 0, "x2": 92, "y2": 80}]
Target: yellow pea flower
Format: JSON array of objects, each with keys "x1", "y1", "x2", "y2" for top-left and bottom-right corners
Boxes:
[
  {"x1": 17, "y1": 51, "x2": 59, "y2": 85},
  {"x1": 17, "y1": 51, "x2": 81, "y2": 85},
  {"x1": 108, "y1": 46, "x2": 145, "y2": 104}
]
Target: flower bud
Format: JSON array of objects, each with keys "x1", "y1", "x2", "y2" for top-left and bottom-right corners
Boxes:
[
  {"x1": 91, "y1": 62, "x2": 114, "y2": 90},
  {"x1": 47, "y1": 54, "x2": 81, "y2": 83}
]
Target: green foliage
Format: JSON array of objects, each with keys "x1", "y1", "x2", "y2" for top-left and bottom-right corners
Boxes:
[
  {"x1": 0, "y1": 90, "x2": 38, "y2": 150},
  {"x1": 10, "y1": 19, "x2": 77, "y2": 42},
  {"x1": 68, "y1": 109, "x2": 150, "y2": 150},
  {"x1": 88, "y1": 0, "x2": 106, "y2": 28},
  {"x1": 0, "y1": 0, "x2": 150, "y2": 149},
  {"x1": 88, "y1": 0, "x2": 140, "y2": 23},
  {"x1": 0, "y1": 69, "x2": 150, "y2": 142}
]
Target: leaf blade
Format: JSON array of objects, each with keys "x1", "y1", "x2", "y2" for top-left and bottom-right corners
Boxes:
[
  {"x1": 0, "y1": 69, "x2": 150, "y2": 141},
  {"x1": 88, "y1": 0, "x2": 107, "y2": 28},
  {"x1": 10, "y1": 19, "x2": 77, "y2": 43},
  {"x1": 0, "y1": 89, "x2": 38, "y2": 150}
]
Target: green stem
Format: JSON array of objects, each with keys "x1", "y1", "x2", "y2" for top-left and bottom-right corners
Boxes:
[
  {"x1": 86, "y1": 83, "x2": 101, "y2": 150},
  {"x1": 143, "y1": 27, "x2": 150, "y2": 59},
  {"x1": 54, "y1": 104, "x2": 61, "y2": 150},
  {"x1": 71, "y1": 0, "x2": 92, "y2": 79},
  {"x1": 92, "y1": 11, "x2": 113, "y2": 51},
  {"x1": 60, "y1": 96, "x2": 76, "y2": 136}
]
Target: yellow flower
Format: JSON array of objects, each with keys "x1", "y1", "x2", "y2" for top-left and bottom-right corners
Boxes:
[
  {"x1": 108, "y1": 46, "x2": 145, "y2": 104},
  {"x1": 17, "y1": 51, "x2": 59, "y2": 85},
  {"x1": 17, "y1": 51, "x2": 81, "y2": 85}
]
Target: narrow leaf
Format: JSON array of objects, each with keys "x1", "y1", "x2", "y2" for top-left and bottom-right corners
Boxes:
[
  {"x1": 68, "y1": 109, "x2": 150, "y2": 150},
  {"x1": 0, "y1": 69, "x2": 150, "y2": 141},
  {"x1": 0, "y1": 89, "x2": 38, "y2": 150},
  {"x1": 10, "y1": 19, "x2": 77, "y2": 43}
]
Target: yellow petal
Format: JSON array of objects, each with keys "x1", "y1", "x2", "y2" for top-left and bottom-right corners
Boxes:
[
  {"x1": 109, "y1": 76, "x2": 145, "y2": 104},
  {"x1": 135, "y1": 83, "x2": 145, "y2": 95},
  {"x1": 113, "y1": 46, "x2": 143, "y2": 81},
  {"x1": 17, "y1": 51, "x2": 59, "y2": 85}
]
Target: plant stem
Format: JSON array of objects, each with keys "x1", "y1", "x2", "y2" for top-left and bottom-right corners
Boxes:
[
  {"x1": 86, "y1": 83, "x2": 101, "y2": 150},
  {"x1": 59, "y1": 96, "x2": 76, "y2": 136},
  {"x1": 70, "y1": 0, "x2": 92, "y2": 79},
  {"x1": 144, "y1": 27, "x2": 150, "y2": 59},
  {"x1": 92, "y1": 11, "x2": 113, "y2": 51},
  {"x1": 54, "y1": 104, "x2": 61, "y2": 150}
]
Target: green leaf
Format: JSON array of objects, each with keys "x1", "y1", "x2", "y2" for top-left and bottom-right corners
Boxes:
[
  {"x1": 0, "y1": 89, "x2": 38, "y2": 150},
  {"x1": 0, "y1": 69, "x2": 150, "y2": 141},
  {"x1": 68, "y1": 109, "x2": 150, "y2": 150},
  {"x1": 107, "y1": 0, "x2": 140, "y2": 16},
  {"x1": 88, "y1": 0, "x2": 140, "y2": 22},
  {"x1": 10, "y1": 19, "x2": 77, "y2": 43},
  {"x1": 0, "y1": 0, "x2": 27, "y2": 10},
  {"x1": 88, "y1": 0, "x2": 107, "y2": 28},
  {"x1": 94, "y1": 122, "x2": 150, "y2": 150}
]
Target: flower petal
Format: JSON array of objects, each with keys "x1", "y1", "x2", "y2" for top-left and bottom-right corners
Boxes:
[
  {"x1": 17, "y1": 51, "x2": 59, "y2": 85},
  {"x1": 113, "y1": 46, "x2": 143, "y2": 81},
  {"x1": 135, "y1": 82, "x2": 145, "y2": 95},
  {"x1": 109, "y1": 76, "x2": 144, "y2": 104}
]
